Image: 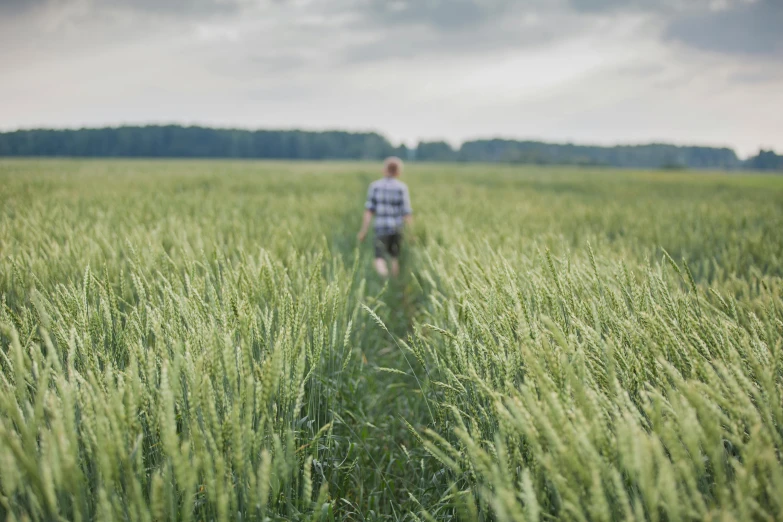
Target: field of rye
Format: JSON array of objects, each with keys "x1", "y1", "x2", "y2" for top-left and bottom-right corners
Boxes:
[{"x1": 1, "y1": 159, "x2": 782, "y2": 521}]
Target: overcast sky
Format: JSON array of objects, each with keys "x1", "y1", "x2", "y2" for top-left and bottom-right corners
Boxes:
[{"x1": 1, "y1": 0, "x2": 781, "y2": 156}]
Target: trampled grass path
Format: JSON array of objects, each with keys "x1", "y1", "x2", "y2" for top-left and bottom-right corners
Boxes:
[{"x1": 325, "y1": 230, "x2": 451, "y2": 520}]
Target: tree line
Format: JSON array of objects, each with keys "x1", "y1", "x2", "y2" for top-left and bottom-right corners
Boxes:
[{"x1": 0, "y1": 125, "x2": 779, "y2": 170}]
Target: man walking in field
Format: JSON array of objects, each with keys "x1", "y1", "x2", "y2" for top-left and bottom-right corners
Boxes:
[{"x1": 357, "y1": 157, "x2": 412, "y2": 278}]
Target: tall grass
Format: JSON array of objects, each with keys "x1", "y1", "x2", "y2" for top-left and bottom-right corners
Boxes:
[
  {"x1": 414, "y1": 245, "x2": 782, "y2": 520},
  {"x1": 1, "y1": 159, "x2": 782, "y2": 520}
]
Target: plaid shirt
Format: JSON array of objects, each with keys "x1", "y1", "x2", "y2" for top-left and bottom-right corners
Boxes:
[{"x1": 365, "y1": 177, "x2": 412, "y2": 236}]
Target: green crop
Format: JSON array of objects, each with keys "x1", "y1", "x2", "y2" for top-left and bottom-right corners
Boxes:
[{"x1": 1, "y1": 159, "x2": 782, "y2": 521}]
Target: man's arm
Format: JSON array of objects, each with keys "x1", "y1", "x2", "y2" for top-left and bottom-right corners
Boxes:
[
  {"x1": 402, "y1": 185, "x2": 413, "y2": 228},
  {"x1": 359, "y1": 184, "x2": 376, "y2": 242},
  {"x1": 357, "y1": 209, "x2": 373, "y2": 242}
]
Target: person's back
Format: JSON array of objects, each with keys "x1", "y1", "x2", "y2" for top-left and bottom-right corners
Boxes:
[
  {"x1": 357, "y1": 157, "x2": 412, "y2": 278},
  {"x1": 366, "y1": 176, "x2": 411, "y2": 237}
]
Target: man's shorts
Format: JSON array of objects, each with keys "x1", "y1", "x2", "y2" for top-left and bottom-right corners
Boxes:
[{"x1": 374, "y1": 233, "x2": 401, "y2": 259}]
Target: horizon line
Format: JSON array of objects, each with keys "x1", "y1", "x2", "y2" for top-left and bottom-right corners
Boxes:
[{"x1": 0, "y1": 122, "x2": 773, "y2": 158}]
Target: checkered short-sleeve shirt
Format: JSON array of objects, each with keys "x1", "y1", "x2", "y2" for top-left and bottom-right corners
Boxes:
[{"x1": 365, "y1": 177, "x2": 412, "y2": 236}]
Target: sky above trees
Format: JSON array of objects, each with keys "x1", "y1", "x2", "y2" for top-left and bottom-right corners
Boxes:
[{"x1": 1, "y1": 0, "x2": 781, "y2": 157}]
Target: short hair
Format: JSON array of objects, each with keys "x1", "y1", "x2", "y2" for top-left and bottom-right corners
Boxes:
[{"x1": 384, "y1": 156, "x2": 403, "y2": 176}]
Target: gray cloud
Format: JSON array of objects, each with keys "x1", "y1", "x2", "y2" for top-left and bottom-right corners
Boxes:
[
  {"x1": 329, "y1": 0, "x2": 588, "y2": 65},
  {"x1": 665, "y1": 0, "x2": 783, "y2": 57},
  {"x1": 565, "y1": 0, "x2": 696, "y2": 13},
  {"x1": 357, "y1": 0, "x2": 519, "y2": 31},
  {"x1": 568, "y1": 0, "x2": 655, "y2": 12},
  {"x1": 0, "y1": 0, "x2": 45, "y2": 14},
  {"x1": 2, "y1": 0, "x2": 779, "y2": 59},
  {"x1": 101, "y1": 0, "x2": 245, "y2": 17},
  {"x1": 339, "y1": 12, "x2": 569, "y2": 64},
  {"x1": 338, "y1": 0, "x2": 781, "y2": 61},
  {"x1": 730, "y1": 70, "x2": 783, "y2": 84},
  {"x1": 339, "y1": 30, "x2": 554, "y2": 65},
  {"x1": 0, "y1": 0, "x2": 246, "y2": 16},
  {"x1": 613, "y1": 62, "x2": 666, "y2": 77}
]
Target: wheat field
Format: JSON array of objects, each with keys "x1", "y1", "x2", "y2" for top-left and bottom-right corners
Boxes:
[{"x1": 1, "y1": 159, "x2": 782, "y2": 521}]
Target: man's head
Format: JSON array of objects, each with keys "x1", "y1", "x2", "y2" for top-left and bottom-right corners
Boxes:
[{"x1": 384, "y1": 156, "x2": 403, "y2": 178}]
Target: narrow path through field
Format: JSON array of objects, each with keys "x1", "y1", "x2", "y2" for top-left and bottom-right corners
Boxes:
[{"x1": 326, "y1": 209, "x2": 450, "y2": 520}]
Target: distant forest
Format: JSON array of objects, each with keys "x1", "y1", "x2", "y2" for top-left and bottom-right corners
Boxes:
[{"x1": 0, "y1": 125, "x2": 780, "y2": 171}]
